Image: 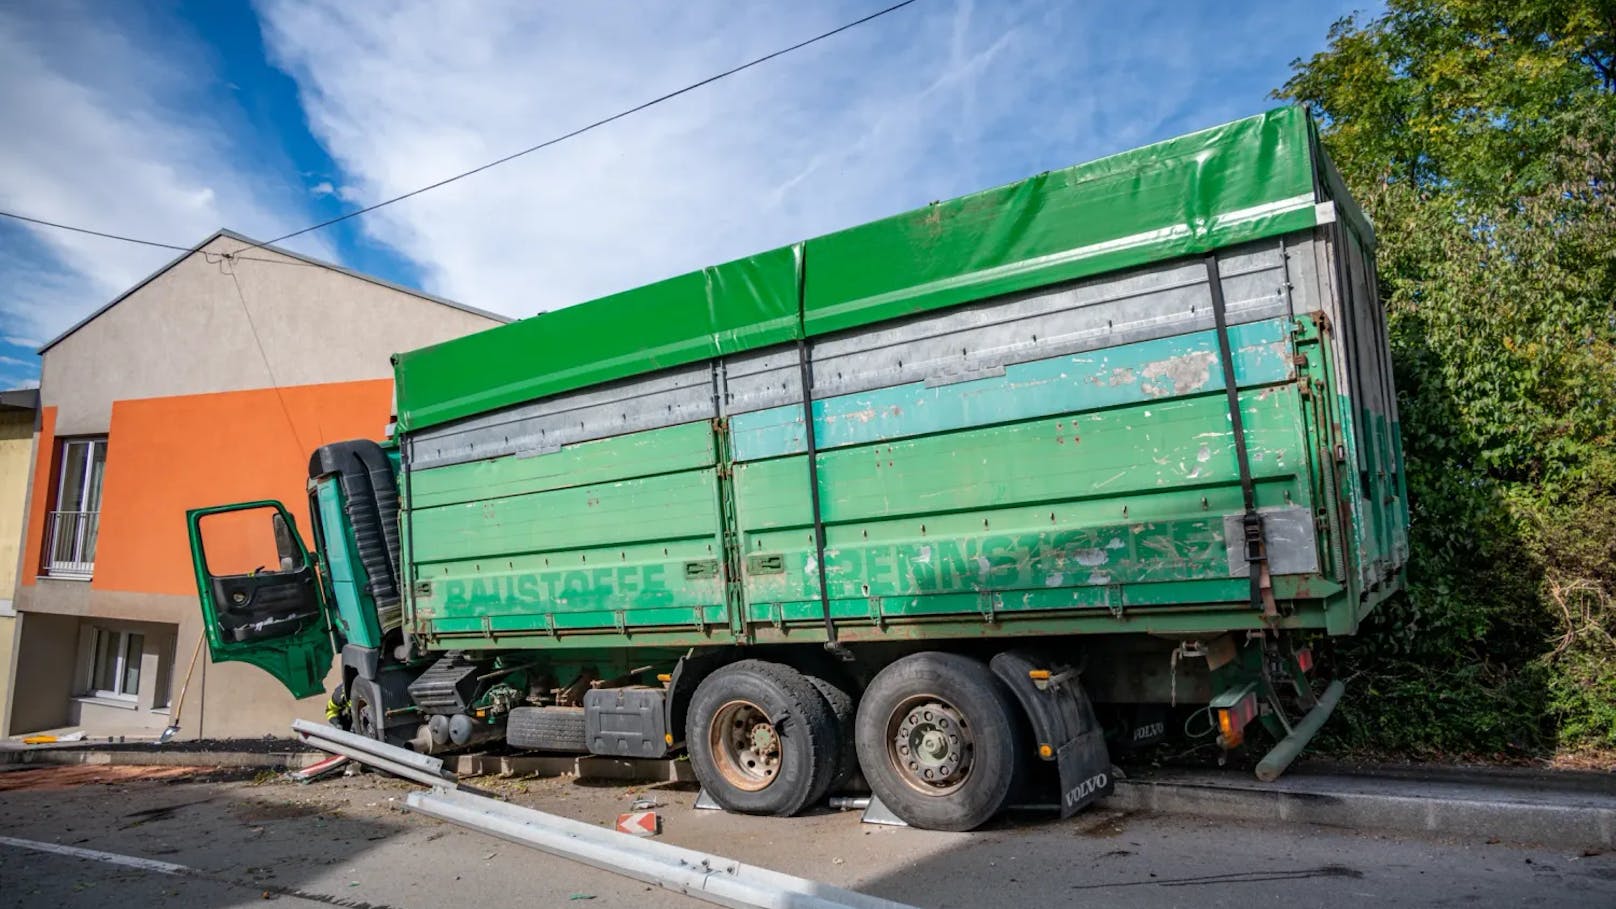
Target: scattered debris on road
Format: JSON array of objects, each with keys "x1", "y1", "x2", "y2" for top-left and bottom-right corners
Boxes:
[
  {"x1": 287, "y1": 753, "x2": 350, "y2": 784},
  {"x1": 0, "y1": 765, "x2": 213, "y2": 792}
]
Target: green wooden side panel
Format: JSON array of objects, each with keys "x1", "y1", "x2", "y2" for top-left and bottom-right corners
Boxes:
[
  {"x1": 409, "y1": 421, "x2": 716, "y2": 509},
  {"x1": 730, "y1": 319, "x2": 1294, "y2": 462},
  {"x1": 406, "y1": 422, "x2": 733, "y2": 641},
  {"x1": 733, "y1": 383, "x2": 1312, "y2": 627},
  {"x1": 411, "y1": 469, "x2": 720, "y2": 564}
]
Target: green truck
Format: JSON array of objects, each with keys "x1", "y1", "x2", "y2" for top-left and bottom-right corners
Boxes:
[{"x1": 188, "y1": 105, "x2": 1406, "y2": 831}]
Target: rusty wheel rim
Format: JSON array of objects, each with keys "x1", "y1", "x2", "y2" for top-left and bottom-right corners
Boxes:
[
  {"x1": 885, "y1": 694, "x2": 973, "y2": 796},
  {"x1": 709, "y1": 699, "x2": 781, "y2": 791},
  {"x1": 353, "y1": 693, "x2": 380, "y2": 740}
]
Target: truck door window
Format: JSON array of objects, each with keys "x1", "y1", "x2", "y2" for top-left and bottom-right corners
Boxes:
[
  {"x1": 199, "y1": 506, "x2": 304, "y2": 577},
  {"x1": 196, "y1": 504, "x2": 321, "y2": 645}
]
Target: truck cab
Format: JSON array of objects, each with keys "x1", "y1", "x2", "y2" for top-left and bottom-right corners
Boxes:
[{"x1": 190, "y1": 440, "x2": 417, "y2": 741}]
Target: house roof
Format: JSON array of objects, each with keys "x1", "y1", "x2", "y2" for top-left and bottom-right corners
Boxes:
[
  {"x1": 38, "y1": 228, "x2": 510, "y2": 354},
  {"x1": 0, "y1": 387, "x2": 40, "y2": 412}
]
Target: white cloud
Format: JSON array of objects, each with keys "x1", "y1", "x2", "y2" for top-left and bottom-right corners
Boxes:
[
  {"x1": 254, "y1": 0, "x2": 1361, "y2": 321},
  {"x1": 0, "y1": 2, "x2": 333, "y2": 343},
  {"x1": 3, "y1": 335, "x2": 42, "y2": 349},
  {"x1": 1, "y1": 0, "x2": 1364, "y2": 354}
]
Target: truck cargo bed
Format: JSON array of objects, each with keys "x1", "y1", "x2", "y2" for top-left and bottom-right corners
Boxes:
[{"x1": 395, "y1": 106, "x2": 1407, "y2": 653}]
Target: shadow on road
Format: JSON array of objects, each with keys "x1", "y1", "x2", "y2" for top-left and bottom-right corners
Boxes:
[{"x1": 0, "y1": 764, "x2": 420, "y2": 909}]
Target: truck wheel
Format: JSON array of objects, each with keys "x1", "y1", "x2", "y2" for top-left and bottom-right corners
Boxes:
[
  {"x1": 803, "y1": 672, "x2": 858, "y2": 796},
  {"x1": 855, "y1": 652, "x2": 1025, "y2": 831},
  {"x1": 686, "y1": 660, "x2": 836, "y2": 816},
  {"x1": 506, "y1": 706, "x2": 588, "y2": 752},
  {"x1": 349, "y1": 678, "x2": 386, "y2": 741}
]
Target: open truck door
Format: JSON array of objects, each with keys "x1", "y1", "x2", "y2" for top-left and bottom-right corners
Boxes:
[{"x1": 187, "y1": 501, "x2": 334, "y2": 699}]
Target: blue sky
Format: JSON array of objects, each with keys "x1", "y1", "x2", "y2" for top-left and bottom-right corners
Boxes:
[{"x1": 0, "y1": 0, "x2": 1375, "y2": 391}]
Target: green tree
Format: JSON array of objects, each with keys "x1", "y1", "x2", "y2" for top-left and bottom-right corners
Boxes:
[{"x1": 1277, "y1": 0, "x2": 1616, "y2": 757}]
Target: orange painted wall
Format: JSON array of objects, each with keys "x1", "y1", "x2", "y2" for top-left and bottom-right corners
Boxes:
[
  {"x1": 19, "y1": 405, "x2": 56, "y2": 587},
  {"x1": 92, "y1": 380, "x2": 393, "y2": 596}
]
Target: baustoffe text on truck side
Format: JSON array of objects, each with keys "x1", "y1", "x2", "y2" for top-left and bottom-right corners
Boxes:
[{"x1": 188, "y1": 105, "x2": 1406, "y2": 831}]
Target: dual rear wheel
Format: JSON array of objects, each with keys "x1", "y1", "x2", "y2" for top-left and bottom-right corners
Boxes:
[
  {"x1": 685, "y1": 659, "x2": 837, "y2": 817},
  {"x1": 686, "y1": 652, "x2": 1025, "y2": 830}
]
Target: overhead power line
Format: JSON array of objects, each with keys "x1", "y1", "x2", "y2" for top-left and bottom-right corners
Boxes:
[
  {"x1": 247, "y1": 0, "x2": 922, "y2": 249},
  {"x1": 1, "y1": 0, "x2": 922, "y2": 259},
  {"x1": 0, "y1": 208, "x2": 327, "y2": 269},
  {"x1": 221, "y1": 260, "x2": 311, "y2": 458},
  {"x1": 0, "y1": 210, "x2": 192, "y2": 251}
]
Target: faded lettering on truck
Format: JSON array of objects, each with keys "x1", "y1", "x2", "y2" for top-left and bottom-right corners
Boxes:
[{"x1": 433, "y1": 563, "x2": 679, "y2": 612}]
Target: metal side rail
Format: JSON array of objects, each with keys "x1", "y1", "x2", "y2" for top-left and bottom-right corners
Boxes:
[
  {"x1": 290, "y1": 721, "x2": 916, "y2": 909},
  {"x1": 407, "y1": 788, "x2": 916, "y2": 909},
  {"x1": 291, "y1": 719, "x2": 462, "y2": 790}
]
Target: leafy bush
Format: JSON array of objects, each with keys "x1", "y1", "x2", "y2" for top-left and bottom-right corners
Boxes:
[{"x1": 1279, "y1": 0, "x2": 1616, "y2": 759}]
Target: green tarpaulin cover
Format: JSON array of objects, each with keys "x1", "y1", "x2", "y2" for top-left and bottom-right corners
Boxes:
[{"x1": 395, "y1": 105, "x2": 1338, "y2": 432}]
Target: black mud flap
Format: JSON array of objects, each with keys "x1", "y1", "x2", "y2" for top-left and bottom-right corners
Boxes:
[{"x1": 990, "y1": 650, "x2": 1115, "y2": 818}]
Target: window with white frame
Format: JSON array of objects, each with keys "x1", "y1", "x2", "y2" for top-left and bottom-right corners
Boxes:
[
  {"x1": 45, "y1": 437, "x2": 106, "y2": 578},
  {"x1": 86, "y1": 627, "x2": 144, "y2": 701}
]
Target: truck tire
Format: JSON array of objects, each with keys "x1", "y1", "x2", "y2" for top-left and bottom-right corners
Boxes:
[
  {"x1": 854, "y1": 652, "x2": 1026, "y2": 831},
  {"x1": 803, "y1": 672, "x2": 859, "y2": 796},
  {"x1": 506, "y1": 706, "x2": 588, "y2": 753},
  {"x1": 348, "y1": 678, "x2": 386, "y2": 741},
  {"x1": 686, "y1": 660, "x2": 836, "y2": 816}
]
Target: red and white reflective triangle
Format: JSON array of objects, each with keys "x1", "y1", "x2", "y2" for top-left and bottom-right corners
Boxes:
[{"x1": 615, "y1": 810, "x2": 661, "y2": 837}]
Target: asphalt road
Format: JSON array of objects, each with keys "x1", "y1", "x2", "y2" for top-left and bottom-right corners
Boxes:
[{"x1": 1, "y1": 764, "x2": 1611, "y2": 908}]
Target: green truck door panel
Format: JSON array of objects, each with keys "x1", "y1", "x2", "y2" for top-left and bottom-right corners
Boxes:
[
  {"x1": 405, "y1": 422, "x2": 734, "y2": 641},
  {"x1": 186, "y1": 501, "x2": 334, "y2": 699}
]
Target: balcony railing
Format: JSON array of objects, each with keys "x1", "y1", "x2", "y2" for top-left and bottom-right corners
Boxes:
[{"x1": 44, "y1": 510, "x2": 99, "y2": 578}]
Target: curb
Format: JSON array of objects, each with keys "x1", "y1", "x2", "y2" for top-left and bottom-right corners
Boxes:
[
  {"x1": 0, "y1": 747, "x2": 322, "y2": 771},
  {"x1": 1296, "y1": 759, "x2": 1616, "y2": 795},
  {"x1": 1104, "y1": 773, "x2": 1616, "y2": 850}
]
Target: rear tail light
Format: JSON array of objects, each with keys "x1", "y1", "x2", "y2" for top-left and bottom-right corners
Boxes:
[
  {"x1": 1216, "y1": 690, "x2": 1259, "y2": 748},
  {"x1": 1296, "y1": 648, "x2": 1314, "y2": 673}
]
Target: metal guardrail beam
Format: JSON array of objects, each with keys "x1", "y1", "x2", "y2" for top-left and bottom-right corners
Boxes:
[
  {"x1": 290, "y1": 721, "x2": 915, "y2": 909},
  {"x1": 406, "y1": 788, "x2": 918, "y2": 909},
  {"x1": 291, "y1": 719, "x2": 453, "y2": 789}
]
